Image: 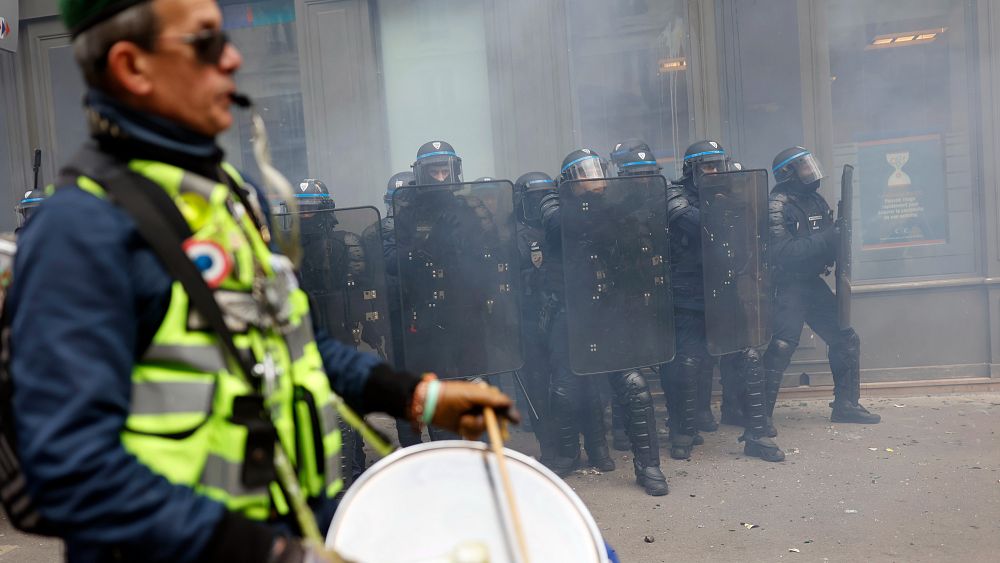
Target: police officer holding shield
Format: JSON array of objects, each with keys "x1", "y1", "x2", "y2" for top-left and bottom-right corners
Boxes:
[
  {"x1": 763, "y1": 147, "x2": 881, "y2": 428},
  {"x1": 513, "y1": 171, "x2": 563, "y2": 468},
  {"x1": 538, "y1": 148, "x2": 670, "y2": 496}
]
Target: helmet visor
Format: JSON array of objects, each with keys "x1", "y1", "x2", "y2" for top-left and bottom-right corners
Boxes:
[
  {"x1": 562, "y1": 156, "x2": 606, "y2": 181},
  {"x1": 790, "y1": 153, "x2": 824, "y2": 184},
  {"x1": 692, "y1": 155, "x2": 727, "y2": 186},
  {"x1": 415, "y1": 156, "x2": 463, "y2": 185}
]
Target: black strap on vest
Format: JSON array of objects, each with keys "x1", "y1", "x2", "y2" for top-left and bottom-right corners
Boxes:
[{"x1": 60, "y1": 144, "x2": 260, "y2": 385}]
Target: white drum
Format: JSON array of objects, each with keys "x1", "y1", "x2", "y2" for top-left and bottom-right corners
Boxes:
[{"x1": 327, "y1": 441, "x2": 608, "y2": 563}]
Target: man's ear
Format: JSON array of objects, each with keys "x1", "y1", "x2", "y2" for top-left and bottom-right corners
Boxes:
[{"x1": 105, "y1": 41, "x2": 154, "y2": 96}]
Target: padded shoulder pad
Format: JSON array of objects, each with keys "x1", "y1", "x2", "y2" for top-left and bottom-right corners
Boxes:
[
  {"x1": 666, "y1": 184, "x2": 692, "y2": 224},
  {"x1": 768, "y1": 193, "x2": 793, "y2": 237}
]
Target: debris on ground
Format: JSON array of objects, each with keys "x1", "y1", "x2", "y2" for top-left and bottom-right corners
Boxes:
[
  {"x1": 741, "y1": 522, "x2": 759, "y2": 529},
  {"x1": 789, "y1": 548, "x2": 801, "y2": 553},
  {"x1": 643, "y1": 535, "x2": 655, "y2": 543}
]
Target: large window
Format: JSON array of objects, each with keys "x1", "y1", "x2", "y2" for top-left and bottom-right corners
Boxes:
[
  {"x1": 378, "y1": 0, "x2": 496, "y2": 179},
  {"x1": 219, "y1": 0, "x2": 308, "y2": 185},
  {"x1": 827, "y1": 0, "x2": 979, "y2": 281},
  {"x1": 566, "y1": 0, "x2": 691, "y2": 177}
]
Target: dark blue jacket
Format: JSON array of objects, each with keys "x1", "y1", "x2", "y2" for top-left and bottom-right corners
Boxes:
[{"x1": 6, "y1": 91, "x2": 415, "y2": 563}]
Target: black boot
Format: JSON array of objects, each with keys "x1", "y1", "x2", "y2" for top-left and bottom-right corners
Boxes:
[
  {"x1": 829, "y1": 330, "x2": 881, "y2": 424},
  {"x1": 740, "y1": 432, "x2": 785, "y2": 462},
  {"x1": 549, "y1": 418, "x2": 581, "y2": 477},
  {"x1": 611, "y1": 399, "x2": 630, "y2": 451},
  {"x1": 830, "y1": 400, "x2": 881, "y2": 424},
  {"x1": 550, "y1": 384, "x2": 582, "y2": 477},
  {"x1": 582, "y1": 384, "x2": 615, "y2": 471},
  {"x1": 763, "y1": 338, "x2": 795, "y2": 438},
  {"x1": 665, "y1": 356, "x2": 701, "y2": 459},
  {"x1": 719, "y1": 353, "x2": 747, "y2": 426},
  {"x1": 694, "y1": 359, "x2": 718, "y2": 432},
  {"x1": 669, "y1": 432, "x2": 694, "y2": 460},
  {"x1": 739, "y1": 349, "x2": 784, "y2": 462},
  {"x1": 611, "y1": 371, "x2": 668, "y2": 496}
]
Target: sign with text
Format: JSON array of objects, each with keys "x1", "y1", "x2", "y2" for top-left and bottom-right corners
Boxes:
[{"x1": 858, "y1": 134, "x2": 947, "y2": 250}]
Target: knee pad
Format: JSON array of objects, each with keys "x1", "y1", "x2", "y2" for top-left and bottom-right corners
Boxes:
[
  {"x1": 621, "y1": 371, "x2": 652, "y2": 407},
  {"x1": 668, "y1": 355, "x2": 702, "y2": 385},
  {"x1": 764, "y1": 339, "x2": 796, "y2": 371}
]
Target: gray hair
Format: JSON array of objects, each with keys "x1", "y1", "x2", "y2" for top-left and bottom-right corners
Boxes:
[{"x1": 72, "y1": 3, "x2": 159, "y2": 88}]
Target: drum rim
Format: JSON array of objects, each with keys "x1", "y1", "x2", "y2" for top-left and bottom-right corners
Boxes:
[{"x1": 327, "y1": 440, "x2": 609, "y2": 562}]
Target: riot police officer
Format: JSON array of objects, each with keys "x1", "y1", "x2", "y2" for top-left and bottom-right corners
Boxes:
[
  {"x1": 513, "y1": 171, "x2": 563, "y2": 468},
  {"x1": 292, "y1": 179, "x2": 376, "y2": 481},
  {"x1": 413, "y1": 140, "x2": 463, "y2": 185},
  {"x1": 538, "y1": 149, "x2": 669, "y2": 496},
  {"x1": 666, "y1": 143, "x2": 785, "y2": 461},
  {"x1": 764, "y1": 147, "x2": 881, "y2": 427},
  {"x1": 403, "y1": 142, "x2": 498, "y2": 441},
  {"x1": 659, "y1": 141, "x2": 723, "y2": 459},
  {"x1": 379, "y1": 170, "x2": 423, "y2": 448}
]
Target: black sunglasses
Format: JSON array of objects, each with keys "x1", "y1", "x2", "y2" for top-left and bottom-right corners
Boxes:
[{"x1": 176, "y1": 29, "x2": 230, "y2": 65}]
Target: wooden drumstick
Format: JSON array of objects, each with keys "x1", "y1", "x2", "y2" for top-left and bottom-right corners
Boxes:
[{"x1": 484, "y1": 407, "x2": 531, "y2": 563}]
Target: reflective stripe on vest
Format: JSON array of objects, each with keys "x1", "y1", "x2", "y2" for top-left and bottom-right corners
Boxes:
[{"x1": 74, "y1": 159, "x2": 342, "y2": 521}]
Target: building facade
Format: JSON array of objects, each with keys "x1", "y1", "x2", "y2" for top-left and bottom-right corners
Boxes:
[{"x1": 2, "y1": 0, "x2": 999, "y2": 390}]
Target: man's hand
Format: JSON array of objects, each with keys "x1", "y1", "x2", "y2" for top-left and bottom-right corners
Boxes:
[
  {"x1": 269, "y1": 537, "x2": 349, "y2": 563},
  {"x1": 415, "y1": 379, "x2": 520, "y2": 439}
]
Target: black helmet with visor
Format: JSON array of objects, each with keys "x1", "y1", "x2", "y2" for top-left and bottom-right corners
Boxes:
[
  {"x1": 772, "y1": 146, "x2": 824, "y2": 186},
  {"x1": 681, "y1": 140, "x2": 728, "y2": 188},
  {"x1": 413, "y1": 140, "x2": 463, "y2": 185}
]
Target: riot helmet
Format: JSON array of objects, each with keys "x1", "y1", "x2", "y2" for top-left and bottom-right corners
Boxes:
[
  {"x1": 681, "y1": 140, "x2": 728, "y2": 188},
  {"x1": 15, "y1": 188, "x2": 46, "y2": 229},
  {"x1": 611, "y1": 139, "x2": 660, "y2": 177},
  {"x1": 514, "y1": 171, "x2": 555, "y2": 226},
  {"x1": 296, "y1": 179, "x2": 336, "y2": 236},
  {"x1": 296, "y1": 179, "x2": 335, "y2": 213},
  {"x1": 560, "y1": 148, "x2": 608, "y2": 196},
  {"x1": 412, "y1": 140, "x2": 463, "y2": 185},
  {"x1": 772, "y1": 146, "x2": 824, "y2": 188},
  {"x1": 385, "y1": 170, "x2": 414, "y2": 213}
]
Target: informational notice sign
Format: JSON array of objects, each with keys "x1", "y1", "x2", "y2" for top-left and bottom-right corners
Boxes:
[
  {"x1": 857, "y1": 134, "x2": 947, "y2": 250},
  {"x1": 0, "y1": 0, "x2": 17, "y2": 53}
]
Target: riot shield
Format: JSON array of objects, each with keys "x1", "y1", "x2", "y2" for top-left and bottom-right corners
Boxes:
[
  {"x1": 836, "y1": 165, "x2": 854, "y2": 330},
  {"x1": 392, "y1": 181, "x2": 522, "y2": 379},
  {"x1": 699, "y1": 169, "x2": 772, "y2": 355},
  {"x1": 292, "y1": 206, "x2": 394, "y2": 364},
  {"x1": 559, "y1": 175, "x2": 675, "y2": 376}
]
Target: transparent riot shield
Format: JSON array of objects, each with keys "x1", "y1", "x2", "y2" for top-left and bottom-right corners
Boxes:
[
  {"x1": 292, "y1": 206, "x2": 394, "y2": 364},
  {"x1": 699, "y1": 169, "x2": 772, "y2": 355},
  {"x1": 836, "y1": 165, "x2": 854, "y2": 330},
  {"x1": 392, "y1": 181, "x2": 523, "y2": 379},
  {"x1": 559, "y1": 175, "x2": 675, "y2": 376}
]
